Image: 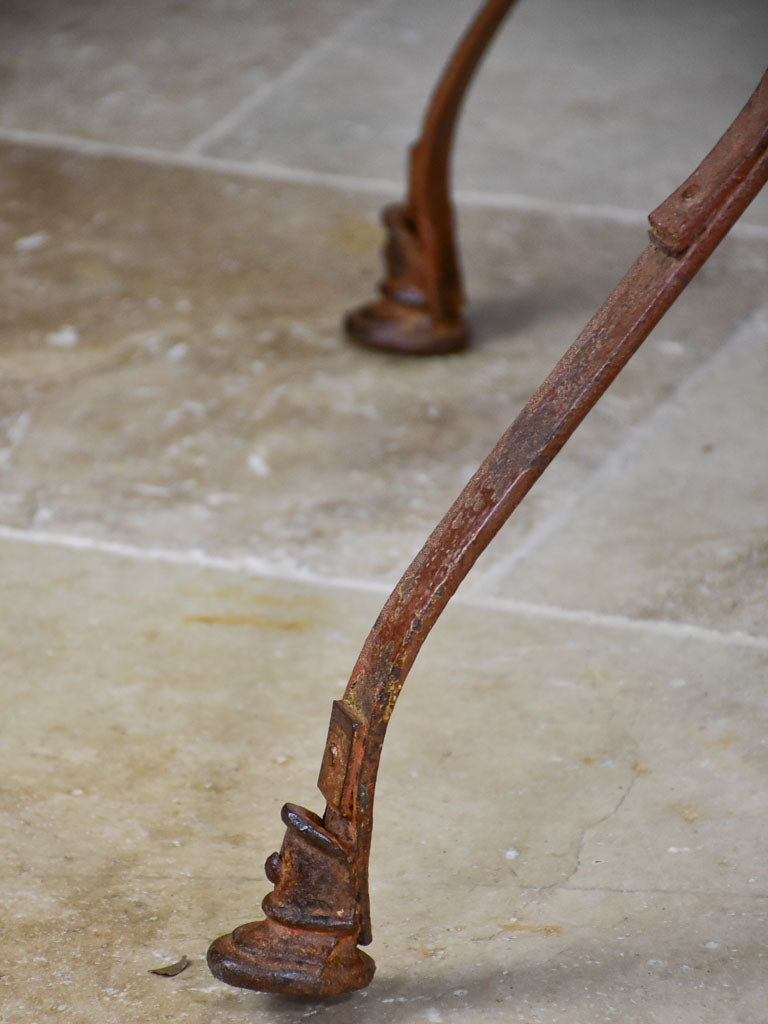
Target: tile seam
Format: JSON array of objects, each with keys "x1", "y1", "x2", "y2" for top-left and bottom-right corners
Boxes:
[
  {"x1": 541, "y1": 885, "x2": 768, "y2": 900},
  {"x1": 0, "y1": 127, "x2": 403, "y2": 195},
  {"x1": 472, "y1": 305, "x2": 768, "y2": 592},
  {"x1": 1, "y1": 525, "x2": 766, "y2": 650},
  {"x1": 0, "y1": 524, "x2": 392, "y2": 596},
  {"x1": 2, "y1": 128, "x2": 767, "y2": 238},
  {"x1": 456, "y1": 594, "x2": 768, "y2": 651},
  {"x1": 182, "y1": 0, "x2": 402, "y2": 156}
]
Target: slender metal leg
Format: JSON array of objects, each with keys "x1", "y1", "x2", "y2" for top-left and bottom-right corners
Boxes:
[
  {"x1": 208, "y1": 70, "x2": 768, "y2": 997},
  {"x1": 345, "y1": 0, "x2": 519, "y2": 355}
]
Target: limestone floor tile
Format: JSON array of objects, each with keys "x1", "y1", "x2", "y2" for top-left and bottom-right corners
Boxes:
[
  {"x1": 478, "y1": 308, "x2": 768, "y2": 637},
  {"x1": 0, "y1": 0, "x2": 361, "y2": 150},
  {"x1": 453, "y1": 0, "x2": 768, "y2": 225},
  {"x1": 203, "y1": 0, "x2": 768, "y2": 227},
  {"x1": 196, "y1": 0, "x2": 481, "y2": 171},
  {"x1": 2, "y1": 538, "x2": 766, "y2": 1022},
  {"x1": 2, "y1": 141, "x2": 767, "y2": 586}
]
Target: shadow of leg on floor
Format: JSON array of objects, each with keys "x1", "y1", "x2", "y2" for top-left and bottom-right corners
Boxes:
[{"x1": 468, "y1": 283, "x2": 591, "y2": 351}]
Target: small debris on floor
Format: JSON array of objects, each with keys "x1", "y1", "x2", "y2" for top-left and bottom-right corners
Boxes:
[{"x1": 149, "y1": 955, "x2": 190, "y2": 977}]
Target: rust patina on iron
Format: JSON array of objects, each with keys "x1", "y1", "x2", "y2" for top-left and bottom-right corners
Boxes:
[
  {"x1": 208, "y1": 69, "x2": 768, "y2": 997},
  {"x1": 345, "y1": 0, "x2": 518, "y2": 355}
]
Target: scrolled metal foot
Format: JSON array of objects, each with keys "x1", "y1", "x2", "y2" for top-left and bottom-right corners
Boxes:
[
  {"x1": 344, "y1": 297, "x2": 468, "y2": 356},
  {"x1": 207, "y1": 801, "x2": 375, "y2": 996},
  {"x1": 207, "y1": 919, "x2": 375, "y2": 997},
  {"x1": 345, "y1": 203, "x2": 468, "y2": 354}
]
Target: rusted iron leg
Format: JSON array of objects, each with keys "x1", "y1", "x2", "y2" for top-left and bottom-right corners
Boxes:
[
  {"x1": 344, "y1": 0, "x2": 518, "y2": 355},
  {"x1": 208, "y1": 70, "x2": 768, "y2": 997}
]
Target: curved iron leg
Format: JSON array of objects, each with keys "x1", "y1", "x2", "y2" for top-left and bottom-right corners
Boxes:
[
  {"x1": 209, "y1": 70, "x2": 768, "y2": 996},
  {"x1": 345, "y1": 0, "x2": 519, "y2": 355}
]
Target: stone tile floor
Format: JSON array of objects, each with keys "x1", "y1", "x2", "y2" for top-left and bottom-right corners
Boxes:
[{"x1": 1, "y1": 2, "x2": 766, "y2": 1022}]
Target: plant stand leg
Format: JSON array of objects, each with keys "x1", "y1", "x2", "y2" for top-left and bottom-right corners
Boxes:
[
  {"x1": 209, "y1": 69, "x2": 768, "y2": 997},
  {"x1": 345, "y1": 0, "x2": 519, "y2": 355}
]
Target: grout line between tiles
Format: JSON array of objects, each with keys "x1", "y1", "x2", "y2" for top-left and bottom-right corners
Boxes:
[
  {"x1": 182, "y1": 0, "x2": 401, "y2": 156},
  {"x1": 0, "y1": 524, "x2": 392, "y2": 596},
  {"x1": 0, "y1": 127, "x2": 404, "y2": 195},
  {"x1": 547, "y1": 885, "x2": 768, "y2": 900},
  {"x1": 456, "y1": 593, "x2": 768, "y2": 651},
  {"x1": 472, "y1": 304, "x2": 768, "y2": 594},
  {"x1": 1, "y1": 525, "x2": 767, "y2": 651},
  {"x1": 2, "y1": 128, "x2": 768, "y2": 240}
]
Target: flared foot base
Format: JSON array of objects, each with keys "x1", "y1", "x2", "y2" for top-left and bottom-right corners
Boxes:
[
  {"x1": 207, "y1": 917, "x2": 375, "y2": 997},
  {"x1": 344, "y1": 298, "x2": 468, "y2": 355}
]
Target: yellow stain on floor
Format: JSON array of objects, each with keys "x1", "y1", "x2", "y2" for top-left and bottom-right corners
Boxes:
[
  {"x1": 672, "y1": 801, "x2": 700, "y2": 824},
  {"x1": 498, "y1": 920, "x2": 563, "y2": 935},
  {"x1": 184, "y1": 613, "x2": 318, "y2": 630}
]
